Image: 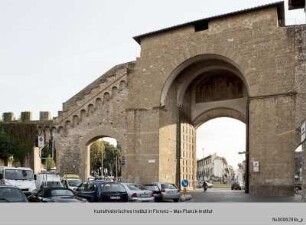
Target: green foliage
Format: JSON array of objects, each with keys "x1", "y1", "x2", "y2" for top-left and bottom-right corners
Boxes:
[
  {"x1": 90, "y1": 140, "x2": 121, "y2": 176},
  {"x1": 0, "y1": 124, "x2": 32, "y2": 163},
  {"x1": 90, "y1": 140, "x2": 105, "y2": 172},
  {"x1": 41, "y1": 143, "x2": 56, "y2": 167},
  {"x1": 46, "y1": 155, "x2": 56, "y2": 170}
]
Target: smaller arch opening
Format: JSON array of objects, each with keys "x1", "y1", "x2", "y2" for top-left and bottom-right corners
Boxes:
[
  {"x1": 96, "y1": 98, "x2": 102, "y2": 109},
  {"x1": 294, "y1": 144, "x2": 303, "y2": 190},
  {"x1": 87, "y1": 137, "x2": 122, "y2": 180},
  {"x1": 88, "y1": 104, "x2": 95, "y2": 114},
  {"x1": 80, "y1": 109, "x2": 86, "y2": 120},
  {"x1": 103, "y1": 92, "x2": 111, "y2": 101},
  {"x1": 72, "y1": 115, "x2": 79, "y2": 127}
]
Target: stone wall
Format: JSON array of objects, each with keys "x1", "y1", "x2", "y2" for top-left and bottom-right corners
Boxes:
[
  {"x1": 0, "y1": 111, "x2": 54, "y2": 169},
  {"x1": 127, "y1": 4, "x2": 300, "y2": 195},
  {"x1": 54, "y1": 63, "x2": 131, "y2": 179}
]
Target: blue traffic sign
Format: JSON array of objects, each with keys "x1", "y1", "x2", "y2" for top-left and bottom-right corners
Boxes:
[{"x1": 181, "y1": 179, "x2": 189, "y2": 187}]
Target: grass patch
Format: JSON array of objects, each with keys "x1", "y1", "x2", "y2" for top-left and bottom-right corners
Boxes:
[{"x1": 211, "y1": 182, "x2": 231, "y2": 188}]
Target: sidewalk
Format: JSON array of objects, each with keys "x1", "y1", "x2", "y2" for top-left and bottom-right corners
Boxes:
[{"x1": 180, "y1": 193, "x2": 192, "y2": 202}]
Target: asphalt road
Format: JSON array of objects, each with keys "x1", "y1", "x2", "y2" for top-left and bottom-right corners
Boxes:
[{"x1": 184, "y1": 188, "x2": 303, "y2": 202}]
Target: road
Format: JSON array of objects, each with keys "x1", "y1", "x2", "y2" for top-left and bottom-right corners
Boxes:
[{"x1": 183, "y1": 188, "x2": 303, "y2": 202}]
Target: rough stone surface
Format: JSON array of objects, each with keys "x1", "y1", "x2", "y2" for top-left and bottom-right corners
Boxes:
[
  {"x1": 1, "y1": 3, "x2": 305, "y2": 196},
  {"x1": 53, "y1": 5, "x2": 305, "y2": 196}
]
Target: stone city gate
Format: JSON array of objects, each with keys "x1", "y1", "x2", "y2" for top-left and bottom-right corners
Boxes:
[{"x1": 53, "y1": 2, "x2": 306, "y2": 196}]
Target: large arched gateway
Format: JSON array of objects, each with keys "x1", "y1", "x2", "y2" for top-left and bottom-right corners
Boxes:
[{"x1": 53, "y1": 2, "x2": 306, "y2": 196}]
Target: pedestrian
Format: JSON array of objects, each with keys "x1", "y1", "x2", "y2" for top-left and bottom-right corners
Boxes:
[
  {"x1": 203, "y1": 180, "x2": 208, "y2": 192},
  {"x1": 0, "y1": 174, "x2": 5, "y2": 185}
]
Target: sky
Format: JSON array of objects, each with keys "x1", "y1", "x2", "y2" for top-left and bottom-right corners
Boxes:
[
  {"x1": 196, "y1": 118, "x2": 246, "y2": 169},
  {"x1": 0, "y1": 0, "x2": 305, "y2": 169}
]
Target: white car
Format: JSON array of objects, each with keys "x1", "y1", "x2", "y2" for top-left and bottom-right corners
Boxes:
[
  {"x1": 0, "y1": 166, "x2": 36, "y2": 196},
  {"x1": 205, "y1": 181, "x2": 213, "y2": 188},
  {"x1": 197, "y1": 180, "x2": 213, "y2": 188},
  {"x1": 121, "y1": 183, "x2": 154, "y2": 202},
  {"x1": 153, "y1": 182, "x2": 181, "y2": 202}
]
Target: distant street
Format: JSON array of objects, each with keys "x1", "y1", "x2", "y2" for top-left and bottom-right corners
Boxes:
[{"x1": 184, "y1": 188, "x2": 303, "y2": 202}]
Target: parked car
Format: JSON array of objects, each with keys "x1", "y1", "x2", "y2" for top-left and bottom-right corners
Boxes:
[
  {"x1": 196, "y1": 180, "x2": 213, "y2": 189},
  {"x1": 143, "y1": 184, "x2": 162, "y2": 202},
  {"x1": 205, "y1": 181, "x2": 213, "y2": 188},
  {"x1": 121, "y1": 183, "x2": 154, "y2": 202},
  {"x1": 0, "y1": 166, "x2": 36, "y2": 197},
  {"x1": 231, "y1": 182, "x2": 242, "y2": 190},
  {"x1": 145, "y1": 182, "x2": 180, "y2": 202},
  {"x1": 27, "y1": 187, "x2": 87, "y2": 203},
  {"x1": 196, "y1": 180, "x2": 203, "y2": 188},
  {"x1": 0, "y1": 185, "x2": 28, "y2": 202},
  {"x1": 61, "y1": 174, "x2": 82, "y2": 191},
  {"x1": 74, "y1": 181, "x2": 128, "y2": 202},
  {"x1": 35, "y1": 171, "x2": 63, "y2": 190}
]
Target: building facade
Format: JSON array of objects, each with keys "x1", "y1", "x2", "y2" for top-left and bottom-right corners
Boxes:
[{"x1": 197, "y1": 153, "x2": 234, "y2": 182}]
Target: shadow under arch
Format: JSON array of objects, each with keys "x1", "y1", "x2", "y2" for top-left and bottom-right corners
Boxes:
[
  {"x1": 193, "y1": 108, "x2": 246, "y2": 129},
  {"x1": 160, "y1": 54, "x2": 249, "y2": 107}
]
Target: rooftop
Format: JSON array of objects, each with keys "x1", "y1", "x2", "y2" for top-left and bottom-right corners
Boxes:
[{"x1": 133, "y1": 1, "x2": 285, "y2": 44}]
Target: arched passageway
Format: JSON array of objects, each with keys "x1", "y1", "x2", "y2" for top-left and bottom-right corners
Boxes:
[{"x1": 159, "y1": 54, "x2": 250, "y2": 191}]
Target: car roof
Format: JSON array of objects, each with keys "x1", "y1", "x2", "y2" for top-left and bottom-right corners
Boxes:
[
  {"x1": 122, "y1": 183, "x2": 141, "y2": 185},
  {"x1": 40, "y1": 187, "x2": 69, "y2": 190},
  {"x1": 153, "y1": 182, "x2": 174, "y2": 185},
  {"x1": 0, "y1": 185, "x2": 21, "y2": 189}
]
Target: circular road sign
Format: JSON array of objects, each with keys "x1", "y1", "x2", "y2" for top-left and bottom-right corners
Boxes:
[{"x1": 181, "y1": 179, "x2": 189, "y2": 187}]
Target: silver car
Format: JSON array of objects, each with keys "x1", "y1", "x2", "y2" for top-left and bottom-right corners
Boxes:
[
  {"x1": 122, "y1": 183, "x2": 154, "y2": 202},
  {"x1": 153, "y1": 182, "x2": 180, "y2": 202}
]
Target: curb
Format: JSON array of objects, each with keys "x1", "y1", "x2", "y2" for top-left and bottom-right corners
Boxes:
[{"x1": 180, "y1": 194, "x2": 192, "y2": 202}]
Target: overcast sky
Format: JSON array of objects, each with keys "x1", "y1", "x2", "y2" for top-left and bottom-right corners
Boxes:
[{"x1": 0, "y1": 0, "x2": 304, "y2": 168}]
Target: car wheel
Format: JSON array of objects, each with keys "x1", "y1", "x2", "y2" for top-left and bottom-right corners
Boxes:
[{"x1": 173, "y1": 199, "x2": 179, "y2": 202}]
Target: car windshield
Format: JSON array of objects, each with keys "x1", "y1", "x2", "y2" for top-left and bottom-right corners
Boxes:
[
  {"x1": 67, "y1": 180, "x2": 81, "y2": 187},
  {"x1": 4, "y1": 169, "x2": 34, "y2": 180},
  {"x1": 144, "y1": 185, "x2": 159, "y2": 191},
  {"x1": 42, "y1": 181, "x2": 63, "y2": 188},
  {"x1": 0, "y1": 187, "x2": 27, "y2": 202},
  {"x1": 134, "y1": 184, "x2": 147, "y2": 190},
  {"x1": 50, "y1": 189, "x2": 74, "y2": 196},
  {"x1": 126, "y1": 184, "x2": 141, "y2": 191},
  {"x1": 102, "y1": 183, "x2": 126, "y2": 192},
  {"x1": 161, "y1": 183, "x2": 177, "y2": 189}
]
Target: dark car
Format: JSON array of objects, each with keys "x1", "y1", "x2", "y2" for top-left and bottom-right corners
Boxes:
[
  {"x1": 231, "y1": 182, "x2": 242, "y2": 190},
  {"x1": 28, "y1": 187, "x2": 87, "y2": 203},
  {"x1": 0, "y1": 185, "x2": 28, "y2": 202},
  {"x1": 143, "y1": 184, "x2": 163, "y2": 202},
  {"x1": 74, "y1": 181, "x2": 128, "y2": 202}
]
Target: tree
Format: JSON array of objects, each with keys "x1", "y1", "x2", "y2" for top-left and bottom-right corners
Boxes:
[
  {"x1": 46, "y1": 155, "x2": 56, "y2": 170},
  {"x1": 90, "y1": 140, "x2": 105, "y2": 174},
  {"x1": 89, "y1": 140, "x2": 121, "y2": 177},
  {"x1": 103, "y1": 142, "x2": 121, "y2": 176},
  {"x1": 41, "y1": 144, "x2": 56, "y2": 170},
  {"x1": 0, "y1": 125, "x2": 32, "y2": 164}
]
